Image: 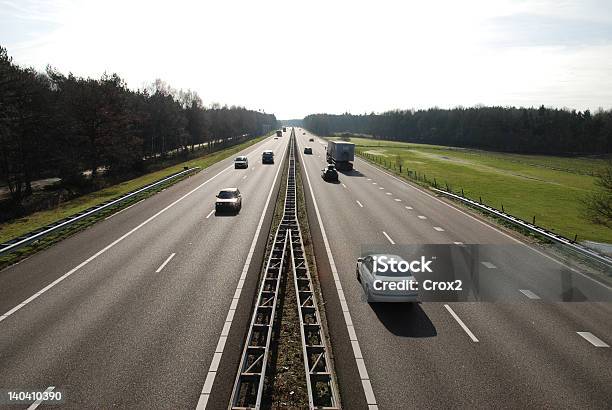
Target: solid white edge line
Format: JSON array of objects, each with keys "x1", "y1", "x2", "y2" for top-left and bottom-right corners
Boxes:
[
  {"x1": 298, "y1": 144, "x2": 378, "y2": 407},
  {"x1": 355, "y1": 156, "x2": 612, "y2": 291},
  {"x1": 196, "y1": 139, "x2": 286, "y2": 410},
  {"x1": 356, "y1": 200, "x2": 364, "y2": 208},
  {"x1": 26, "y1": 386, "x2": 55, "y2": 410},
  {"x1": 205, "y1": 209, "x2": 215, "y2": 219},
  {"x1": 155, "y1": 252, "x2": 176, "y2": 273},
  {"x1": 0, "y1": 137, "x2": 274, "y2": 325},
  {"x1": 382, "y1": 231, "x2": 396, "y2": 245},
  {"x1": 444, "y1": 304, "x2": 479, "y2": 342},
  {"x1": 577, "y1": 332, "x2": 609, "y2": 347}
]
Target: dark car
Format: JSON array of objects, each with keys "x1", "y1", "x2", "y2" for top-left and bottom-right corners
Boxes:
[
  {"x1": 262, "y1": 150, "x2": 274, "y2": 164},
  {"x1": 321, "y1": 164, "x2": 339, "y2": 182},
  {"x1": 309, "y1": 138, "x2": 314, "y2": 142},
  {"x1": 304, "y1": 147, "x2": 313, "y2": 154},
  {"x1": 215, "y1": 188, "x2": 242, "y2": 213}
]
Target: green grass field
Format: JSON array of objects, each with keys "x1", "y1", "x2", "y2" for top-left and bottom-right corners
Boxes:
[
  {"x1": 0, "y1": 136, "x2": 266, "y2": 244},
  {"x1": 330, "y1": 135, "x2": 611, "y2": 244}
]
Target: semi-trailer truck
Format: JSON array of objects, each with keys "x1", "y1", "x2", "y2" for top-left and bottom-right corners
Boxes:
[{"x1": 326, "y1": 140, "x2": 355, "y2": 171}]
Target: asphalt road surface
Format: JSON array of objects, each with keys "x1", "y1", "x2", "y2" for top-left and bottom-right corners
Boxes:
[
  {"x1": 296, "y1": 129, "x2": 612, "y2": 409},
  {"x1": 0, "y1": 133, "x2": 290, "y2": 409}
]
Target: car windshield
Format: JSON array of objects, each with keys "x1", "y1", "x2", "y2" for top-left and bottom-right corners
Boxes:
[
  {"x1": 235, "y1": 157, "x2": 245, "y2": 161},
  {"x1": 218, "y1": 191, "x2": 236, "y2": 199}
]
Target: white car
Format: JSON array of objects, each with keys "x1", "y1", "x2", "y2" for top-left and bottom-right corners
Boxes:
[
  {"x1": 356, "y1": 254, "x2": 419, "y2": 303},
  {"x1": 215, "y1": 188, "x2": 242, "y2": 213},
  {"x1": 234, "y1": 156, "x2": 248, "y2": 169}
]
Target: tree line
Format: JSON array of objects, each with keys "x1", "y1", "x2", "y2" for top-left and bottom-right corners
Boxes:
[
  {"x1": 0, "y1": 46, "x2": 277, "y2": 209},
  {"x1": 304, "y1": 106, "x2": 612, "y2": 154}
]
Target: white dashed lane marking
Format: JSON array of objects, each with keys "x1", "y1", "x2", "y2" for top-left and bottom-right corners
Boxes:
[
  {"x1": 206, "y1": 209, "x2": 215, "y2": 219},
  {"x1": 417, "y1": 215, "x2": 427, "y2": 220},
  {"x1": 444, "y1": 304, "x2": 479, "y2": 343},
  {"x1": 519, "y1": 289, "x2": 540, "y2": 299},
  {"x1": 433, "y1": 226, "x2": 445, "y2": 232},
  {"x1": 155, "y1": 253, "x2": 176, "y2": 273},
  {"x1": 356, "y1": 200, "x2": 364, "y2": 208},
  {"x1": 405, "y1": 206, "x2": 413, "y2": 210},
  {"x1": 577, "y1": 332, "x2": 609, "y2": 347},
  {"x1": 394, "y1": 198, "x2": 401, "y2": 202},
  {"x1": 382, "y1": 231, "x2": 396, "y2": 245},
  {"x1": 481, "y1": 261, "x2": 497, "y2": 269}
]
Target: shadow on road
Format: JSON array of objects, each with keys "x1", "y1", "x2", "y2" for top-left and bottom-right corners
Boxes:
[
  {"x1": 370, "y1": 303, "x2": 437, "y2": 338},
  {"x1": 214, "y1": 211, "x2": 240, "y2": 217},
  {"x1": 339, "y1": 169, "x2": 366, "y2": 177}
]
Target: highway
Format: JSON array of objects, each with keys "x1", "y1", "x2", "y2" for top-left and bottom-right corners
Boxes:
[
  {"x1": 0, "y1": 133, "x2": 290, "y2": 409},
  {"x1": 0, "y1": 127, "x2": 610, "y2": 409},
  {"x1": 295, "y1": 129, "x2": 612, "y2": 409}
]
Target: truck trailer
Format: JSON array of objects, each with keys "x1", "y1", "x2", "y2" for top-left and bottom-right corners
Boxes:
[
  {"x1": 326, "y1": 140, "x2": 355, "y2": 171},
  {"x1": 276, "y1": 130, "x2": 283, "y2": 137}
]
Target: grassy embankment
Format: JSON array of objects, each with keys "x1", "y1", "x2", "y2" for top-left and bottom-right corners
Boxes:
[
  {"x1": 0, "y1": 135, "x2": 267, "y2": 268},
  {"x1": 329, "y1": 135, "x2": 610, "y2": 244}
]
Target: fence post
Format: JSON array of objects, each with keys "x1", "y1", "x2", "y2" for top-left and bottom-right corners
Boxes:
[
  {"x1": 532, "y1": 216, "x2": 536, "y2": 225},
  {"x1": 461, "y1": 188, "x2": 464, "y2": 197},
  {"x1": 399, "y1": 165, "x2": 402, "y2": 173},
  {"x1": 501, "y1": 204, "x2": 504, "y2": 213},
  {"x1": 479, "y1": 196, "x2": 482, "y2": 204},
  {"x1": 433, "y1": 178, "x2": 437, "y2": 188}
]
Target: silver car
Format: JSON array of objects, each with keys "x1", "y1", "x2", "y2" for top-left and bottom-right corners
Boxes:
[
  {"x1": 356, "y1": 254, "x2": 419, "y2": 303},
  {"x1": 215, "y1": 188, "x2": 242, "y2": 213},
  {"x1": 234, "y1": 156, "x2": 248, "y2": 169}
]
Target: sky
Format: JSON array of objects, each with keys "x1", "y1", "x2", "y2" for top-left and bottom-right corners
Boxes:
[{"x1": 1, "y1": 0, "x2": 612, "y2": 119}]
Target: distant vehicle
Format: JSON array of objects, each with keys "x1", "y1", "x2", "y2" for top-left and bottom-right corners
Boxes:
[
  {"x1": 276, "y1": 130, "x2": 283, "y2": 137},
  {"x1": 234, "y1": 156, "x2": 248, "y2": 169},
  {"x1": 215, "y1": 188, "x2": 242, "y2": 213},
  {"x1": 326, "y1": 140, "x2": 355, "y2": 171},
  {"x1": 283, "y1": 127, "x2": 287, "y2": 132},
  {"x1": 309, "y1": 138, "x2": 314, "y2": 142},
  {"x1": 303, "y1": 132, "x2": 306, "y2": 135},
  {"x1": 356, "y1": 254, "x2": 419, "y2": 303},
  {"x1": 321, "y1": 164, "x2": 339, "y2": 182},
  {"x1": 262, "y1": 150, "x2": 274, "y2": 164},
  {"x1": 304, "y1": 147, "x2": 313, "y2": 154}
]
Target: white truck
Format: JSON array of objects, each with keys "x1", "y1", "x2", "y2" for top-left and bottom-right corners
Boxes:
[{"x1": 326, "y1": 140, "x2": 355, "y2": 171}]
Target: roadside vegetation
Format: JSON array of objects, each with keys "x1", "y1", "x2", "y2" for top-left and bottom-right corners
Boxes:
[
  {"x1": 0, "y1": 46, "x2": 277, "y2": 222},
  {"x1": 0, "y1": 136, "x2": 267, "y2": 269},
  {"x1": 329, "y1": 135, "x2": 611, "y2": 244}
]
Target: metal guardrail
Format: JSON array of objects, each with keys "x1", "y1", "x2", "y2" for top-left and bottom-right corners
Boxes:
[
  {"x1": 230, "y1": 129, "x2": 339, "y2": 409},
  {"x1": 432, "y1": 187, "x2": 612, "y2": 270},
  {"x1": 0, "y1": 167, "x2": 199, "y2": 256}
]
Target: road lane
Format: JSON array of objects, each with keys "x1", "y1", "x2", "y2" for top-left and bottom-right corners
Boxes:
[
  {"x1": 0, "y1": 133, "x2": 290, "y2": 408},
  {"x1": 296, "y1": 128, "x2": 612, "y2": 409}
]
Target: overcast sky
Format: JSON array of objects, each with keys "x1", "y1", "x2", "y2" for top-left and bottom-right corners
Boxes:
[{"x1": 2, "y1": 0, "x2": 611, "y2": 119}]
